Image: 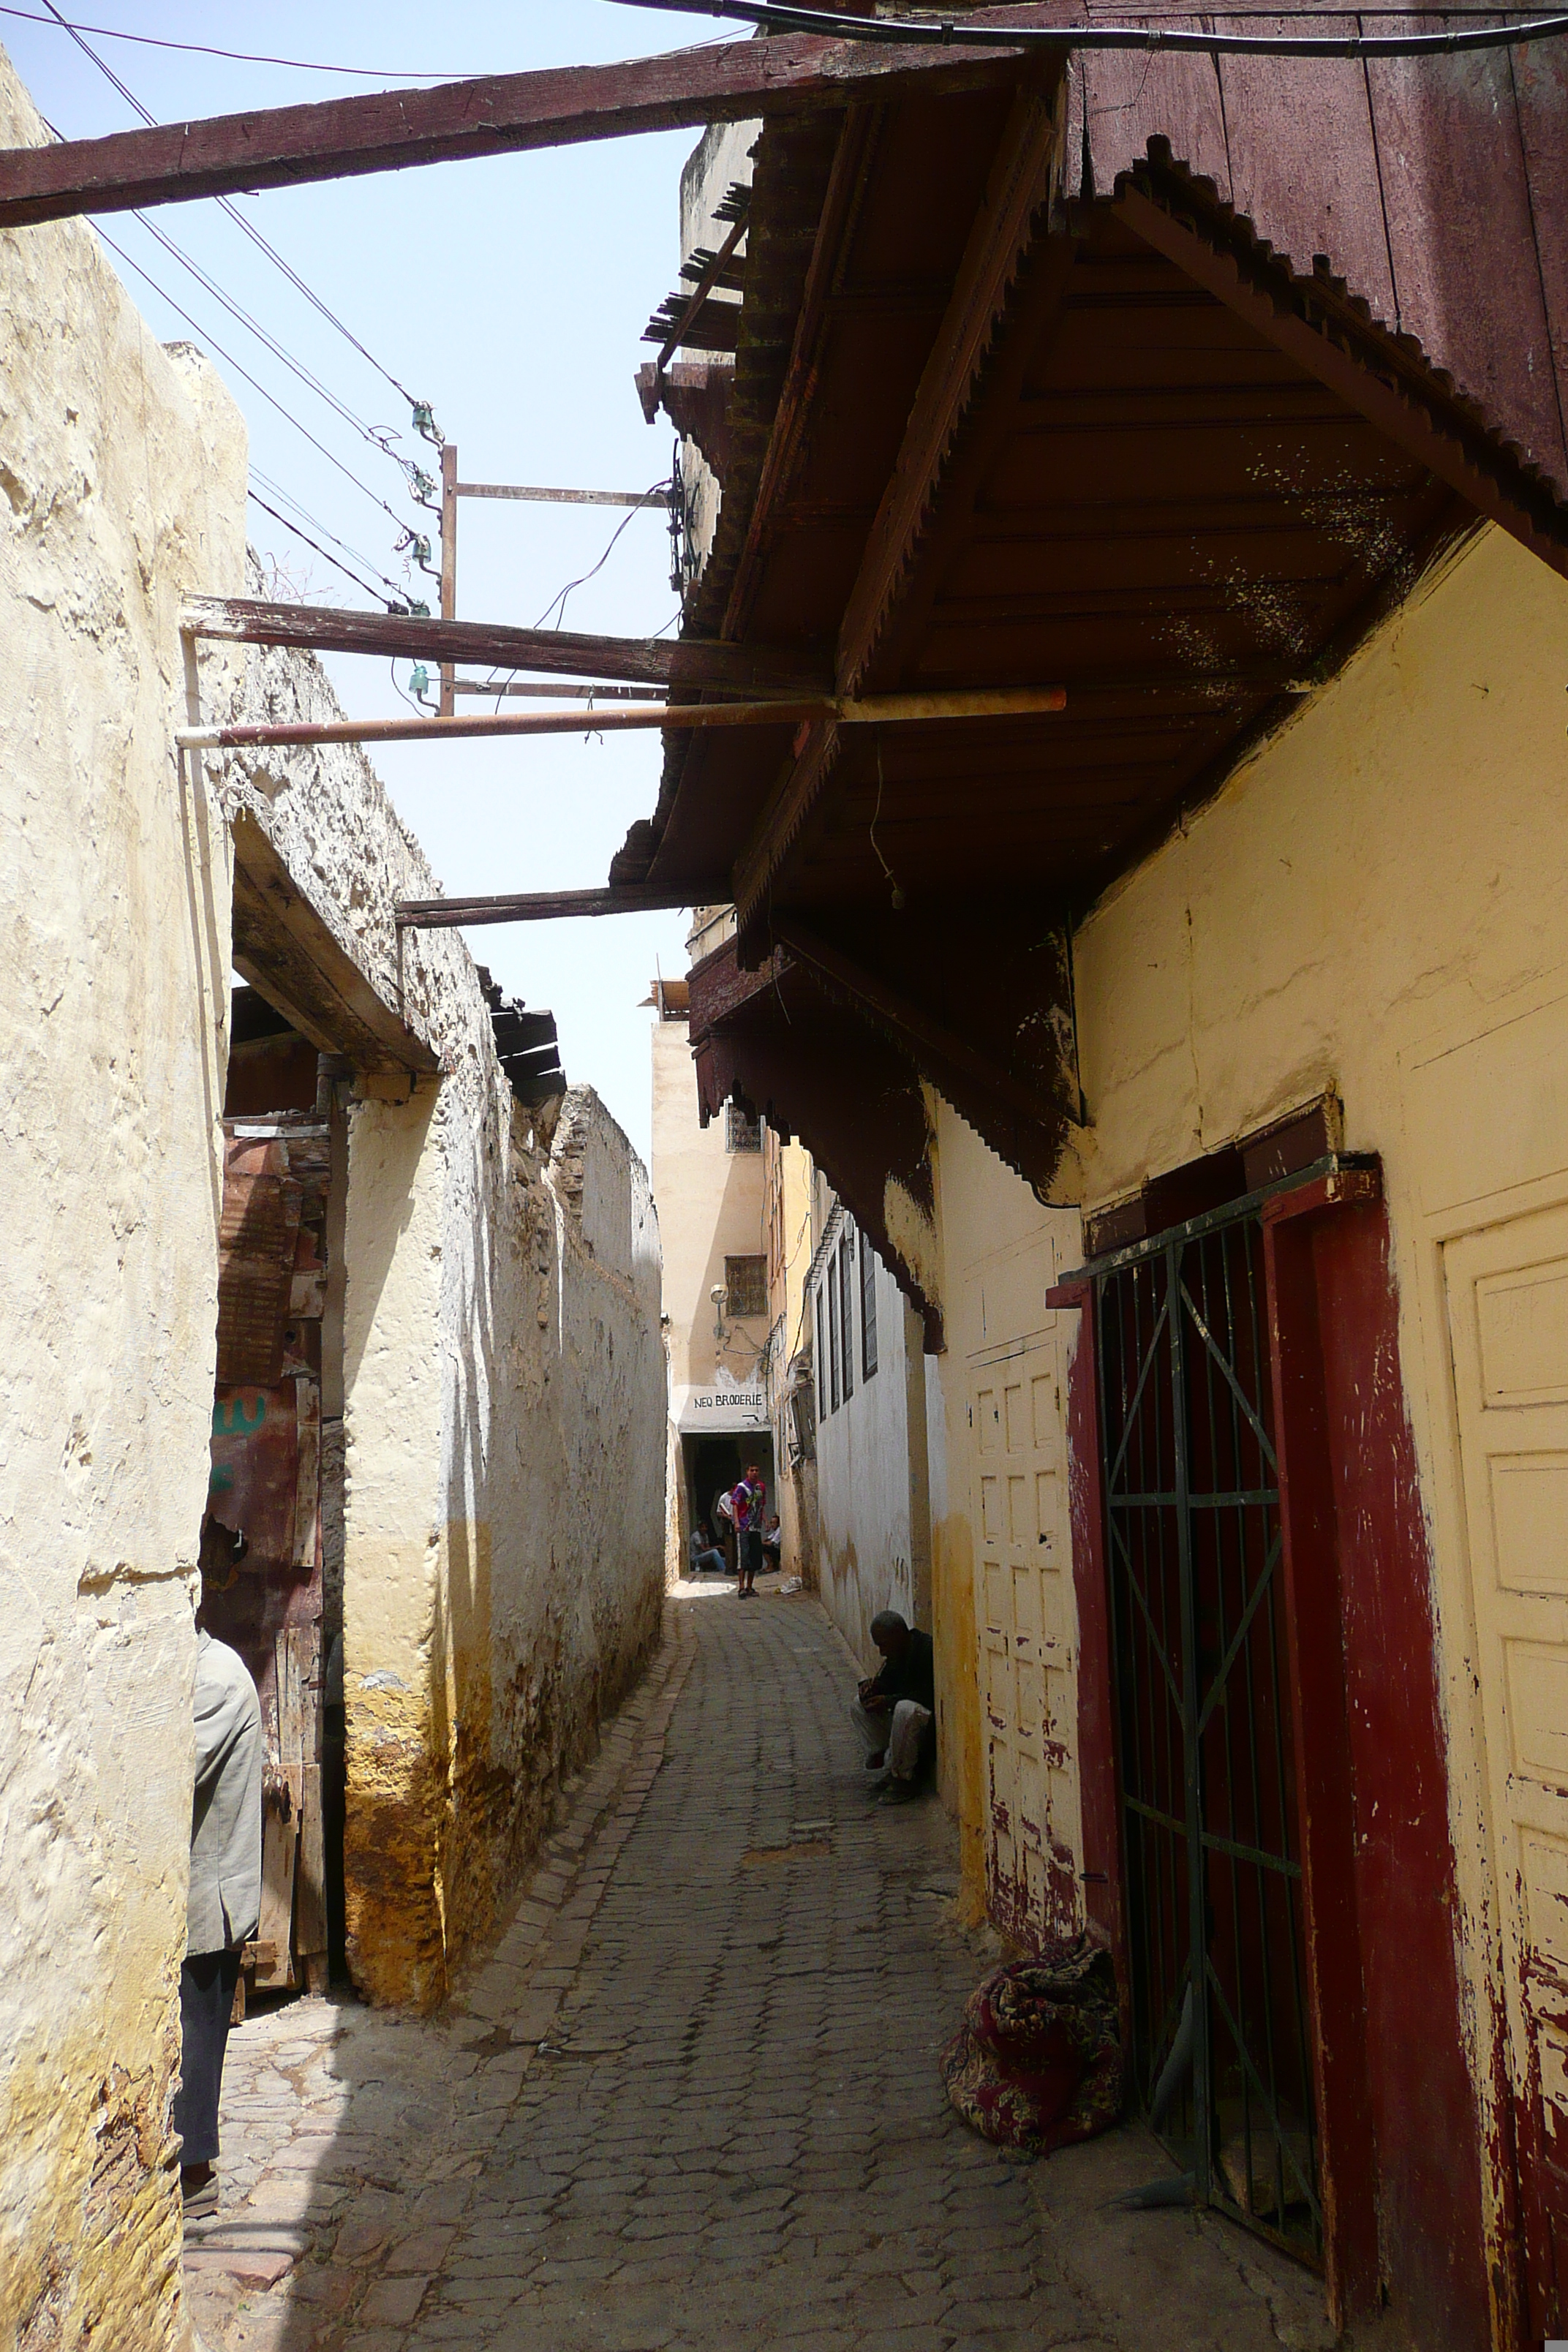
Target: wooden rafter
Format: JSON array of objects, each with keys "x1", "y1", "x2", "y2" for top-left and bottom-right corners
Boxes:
[
  {"x1": 772, "y1": 918, "x2": 1063, "y2": 1132},
  {"x1": 1116, "y1": 176, "x2": 1568, "y2": 585},
  {"x1": 729, "y1": 80, "x2": 1066, "y2": 941},
  {"x1": 0, "y1": 35, "x2": 1012, "y2": 227}
]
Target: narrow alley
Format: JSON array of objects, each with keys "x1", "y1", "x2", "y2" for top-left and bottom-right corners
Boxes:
[{"x1": 185, "y1": 1590, "x2": 1333, "y2": 2352}]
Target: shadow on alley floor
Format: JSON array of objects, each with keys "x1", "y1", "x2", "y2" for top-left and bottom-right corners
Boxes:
[{"x1": 184, "y1": 1582, "x2": 1340, "y2": 2352}]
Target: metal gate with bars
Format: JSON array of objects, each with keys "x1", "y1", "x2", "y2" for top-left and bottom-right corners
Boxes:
[{"x1": 1096, "y1": 1205, "x2": 1322, "y2": 2262}]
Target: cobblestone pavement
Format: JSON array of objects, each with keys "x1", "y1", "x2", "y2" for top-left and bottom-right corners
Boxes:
[{"x1": 185, "y1": 1585, "x2": 1338, "y2": 2352}]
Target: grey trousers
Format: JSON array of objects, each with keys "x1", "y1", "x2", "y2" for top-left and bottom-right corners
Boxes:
[{"x1": 849, "y1": 1695, "x2": 934, "y2": 1781}]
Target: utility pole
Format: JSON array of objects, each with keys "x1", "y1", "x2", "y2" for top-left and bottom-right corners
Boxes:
[{"x1": 440, "y1": 442, "x2": 458, "y2": 719}]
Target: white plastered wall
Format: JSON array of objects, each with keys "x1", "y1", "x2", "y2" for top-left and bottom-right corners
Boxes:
[
  {"x1": 813, "y1": 1229, "x2": 924, "y2": 1666},
  {"x1": 0, "y1": 44, "x2": 247, "y2": 2348}
]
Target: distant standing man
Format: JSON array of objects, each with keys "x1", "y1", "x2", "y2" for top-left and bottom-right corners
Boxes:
[
  {"x1": 849, "y1": 1610, "x2": 936, "y2": 1804},
  {"x1": 728, "y1": 1463, "x2": 767, "y2": 1598},
  {"x1": 177, "y1": 1518, "x2": 264, "y2": 2219}
]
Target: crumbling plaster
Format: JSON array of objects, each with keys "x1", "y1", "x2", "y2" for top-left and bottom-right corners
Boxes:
[{"x1": 0, "y1": 43, "x2": 246, "y2": 2351}]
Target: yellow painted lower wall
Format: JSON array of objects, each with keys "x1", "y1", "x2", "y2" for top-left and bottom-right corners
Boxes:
[
  {"x1": 1067, "y1": 521, "x2": 1568, "y2": 2337},
  {"x1": 342, "y1": 1082, "x2": 666, "y2": 2013},
  {"x1": 908, "y1": 524, "x2": 1568, "y2": 2339}
]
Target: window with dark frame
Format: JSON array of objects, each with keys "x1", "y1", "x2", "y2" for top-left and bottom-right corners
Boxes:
[
  {"x1": 815, "y1": 1286, "x2": 829, "y2": 1422},
  {"x1": 826, "y1": 1270, "x2": 841, "y2": 1414},
  {"x1": 724, "y1": 1254, "x2": 767, "y2": 1319},
  {"x1": 725, "y1": 1102, "x2": 762, "y2": 1153},
  {"x1": 859, "y1": 1229, "x2": 878, "y2": 1380},
  {"x1": 839, "y1": 1235, "x2": 855, "y2": 1406}
]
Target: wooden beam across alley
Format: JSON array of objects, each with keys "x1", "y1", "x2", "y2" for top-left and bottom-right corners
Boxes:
[
  {"x1": 180, "y1": 598, "x2": 830, "y2": 697},
  {"x1": 0, "y1": 34, "x2": 1012, "y2": 227}
]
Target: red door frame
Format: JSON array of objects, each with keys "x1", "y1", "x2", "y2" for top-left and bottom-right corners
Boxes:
[{"x1": 1052, "y1": 1162, "x2": 1492, "y2": 2341}]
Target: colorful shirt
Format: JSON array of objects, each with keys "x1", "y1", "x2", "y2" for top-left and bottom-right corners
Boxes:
[{"x1": 728, "y1": 1475, "x2": 766, "y2": 1533}]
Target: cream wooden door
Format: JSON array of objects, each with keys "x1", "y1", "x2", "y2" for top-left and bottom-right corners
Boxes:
[
  {"x1": 972, "y1": 1338, "x2": 1079, "y2": 1950},
  {"x1": 1447, "y1": 1201, "x2": 1568, "y2": 2326}
]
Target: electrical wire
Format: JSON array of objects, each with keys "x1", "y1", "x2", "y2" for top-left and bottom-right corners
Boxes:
[
  {"x1": 34, "y1": 0, "x2": 429, "y2": 413},
  {"x1": 535, "y1": 487, "x2": 671, "y2": 632},
  {"x1": 91, "y1": 219, "x2": 423, "y2": 538},
  {"x1": 249, "y1": 465, "x2": 415, "y2": 604},
  {"x1": 611, "y1": 0, "x2": 1568, "y2": 56},
  {"x1": 129, "y1": 206, "x2": 402, "y2": 456},
  {"x1": 246, "y1": 486, "x2": 406, "y2": 608},
  {"x1": 0, "y1": 5, "x2": 475, "y2": 76}
]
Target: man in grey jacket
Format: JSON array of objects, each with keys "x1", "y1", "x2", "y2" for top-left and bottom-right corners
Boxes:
[{"x1": 177, "y1": 1520, "x2": 264, "y2": 2219}]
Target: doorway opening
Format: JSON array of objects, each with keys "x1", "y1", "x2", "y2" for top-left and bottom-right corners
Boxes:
[
  {"x1": 205, "y1": 983, "x2": 347, "y2": 1998},
  {"x1": 682, "y1": 1432, "x2": 777, "y2": 1569},
  {"x1": 1096, "y1": 1203, "x2": 1322, "y2": 2265}
]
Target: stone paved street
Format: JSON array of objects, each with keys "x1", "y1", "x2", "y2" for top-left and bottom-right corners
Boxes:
[{"x1": 185, "y1": 1587, "x2": 1338, "y2": 2352}]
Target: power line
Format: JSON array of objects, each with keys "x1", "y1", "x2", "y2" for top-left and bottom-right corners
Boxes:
[
  {"x1": 91, "y1": 219, "x2": 423, "y2": 537},
  {"x1": 246, "y1": 486, "x2": 407, "y2": 608},
  {"x1": 535, "y1": 488, "x2": 671, "y2": 633},
  {"x1": 249, "y1": 466, "x2": 418, "y2": 606},
  {"x1": 34, "y1": 0, "x2": 430, "y2": 414},
  {"x1": 613, "y1": 0, "x2": 1568, "y2": 56},
  {"x1": 129, "y1": 207, "x2": 401, "y2": 456},
  {"x1": 0, "y1": 4, "x2": 475, "y2": 76}
]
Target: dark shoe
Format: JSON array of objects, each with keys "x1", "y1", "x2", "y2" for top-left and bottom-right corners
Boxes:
[
  {"x1": 181, "y1": 2167, "x2": 219, "y2": 2219},
  {"x1": 863, "y1": 1751, "x2": 887, "y2": 1771},
  {"x1": 878, "y1": 1777, "x2": 920, "y2": 1806}
]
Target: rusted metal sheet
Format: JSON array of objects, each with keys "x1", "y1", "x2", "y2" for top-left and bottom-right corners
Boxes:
[
  {"x1": 210, "y1": 1384, "x2": 304, "y2": 1571},
  {"x1": 215, "y1": 1141, "x2": 302, "y2": 1387},
  {"x1": 1062, "y1": 26, "x2": 1568, "y2": 498},
  {"x1": 1214, "y1": 23, "x2": 1397, "y2": 322},
  {"x1": 1365, "y1": 37, "x2": 1568, "y2": 491}
]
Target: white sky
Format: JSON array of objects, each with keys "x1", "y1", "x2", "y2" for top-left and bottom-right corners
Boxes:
[{"x1": 1, "y1": 1, "x2": 725, "y2": 1169}]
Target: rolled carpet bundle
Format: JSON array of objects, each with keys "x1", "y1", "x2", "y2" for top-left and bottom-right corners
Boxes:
[{"x1": 941, "y1": 1937, "x2": 1123, "y2": 2157}]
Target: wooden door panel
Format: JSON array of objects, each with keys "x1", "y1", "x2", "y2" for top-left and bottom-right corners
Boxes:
[{"x1": 1446, "y1": 1202, "x2": 1568, "y2": 2340}]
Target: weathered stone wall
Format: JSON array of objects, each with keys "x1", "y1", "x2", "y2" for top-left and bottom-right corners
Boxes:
[
  {"x1": 214, "y1": 644, "x2": 667, "y2": 2013},
  {"x1": 0, "y1": 44, "x2": 247, "y2": 2352}
]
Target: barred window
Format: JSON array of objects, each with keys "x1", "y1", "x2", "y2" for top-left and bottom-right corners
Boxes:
[
  {"x1": 725, "y1": 1254, "x2": 767, "y2": 1318},
  {"x1": 839, "y1": 1234, "x2": 855, "y2": 1406},
  {"x1": 826, "y1": 1269, "x2": 841, "y2": 1415},
  {"x1": 725, "y1": 1101, "x2": 762, "y2": 1152},
  {"x1": 860, "y1": 1229, "x2": 878, "y2": 1380}
]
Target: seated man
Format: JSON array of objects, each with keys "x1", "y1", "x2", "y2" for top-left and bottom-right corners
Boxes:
[
  {"x1": 760, "y1": 1514, "x2": 783, "y2": 1572},
  {"x1": 848, "y1": 1610, "x2": 936, "y2": 1806},
  {"x1": 688, "y1": 1519, "x2": 727, "y2": 1578}
]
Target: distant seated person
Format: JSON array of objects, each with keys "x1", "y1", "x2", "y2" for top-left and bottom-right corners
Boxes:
[
  {"x1": 688, "y1": 1520, "x2": 726, "y2": 1578},
  {"x1": 760, "y1": 1514, "x2": 783, "y2": 1572},
  {"x1": 849, "y1": 1610, "x2": 936, "y2": 1806}
]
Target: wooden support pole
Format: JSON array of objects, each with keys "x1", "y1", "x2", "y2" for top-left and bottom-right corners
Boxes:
[
  {"x1": 456, "y1": 483, "x2": 664, "y2": 507},
  {"x1": 440, "y1": 443, "x2": 457, "y2": 719},
  {"x1": 178, "y1": 596, "x2": 830, "y2": 696},
  {"x1": 175, "y1": 685, "x2": 1066, "y2": 754},
  {"x1": 0, "y1": 36, "x2": 1009, "y2": 227}
]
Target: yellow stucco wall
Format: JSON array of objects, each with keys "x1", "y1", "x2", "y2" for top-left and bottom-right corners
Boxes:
[
  {"x1": 913, "y1": 527, "x2": 1568, "y2": 2326},
  {"x1": 1068, "y1": 519, "x2": 1568, "y2": 2322},
  {"x1": 926, "y1": 1101, "x2": 1083, "y2": 1928}
]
